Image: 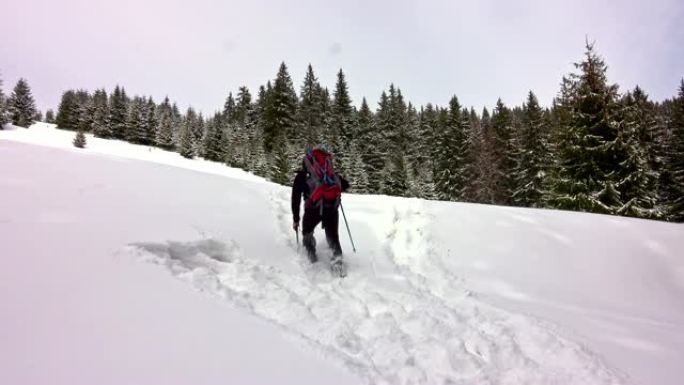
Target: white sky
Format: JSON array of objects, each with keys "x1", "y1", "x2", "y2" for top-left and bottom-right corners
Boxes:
[{"x1": 1, "y1": 0, "x2": 682, "y2": 115}]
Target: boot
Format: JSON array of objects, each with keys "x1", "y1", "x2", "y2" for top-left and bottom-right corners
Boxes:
[{"x1": 303, "y1": 233, "x2": 317, "y2": 263}]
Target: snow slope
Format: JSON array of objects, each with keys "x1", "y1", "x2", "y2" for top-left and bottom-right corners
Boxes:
[{"x1": 2, "y1": 124, "x2": 683, "y2": 385}]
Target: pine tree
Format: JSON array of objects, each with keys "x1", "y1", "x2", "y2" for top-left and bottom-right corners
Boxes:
[
  {"x1": 235, "y1": 86, "x2": 253, "y2": 127},
  {"x1": 298, "y1": 64, "x2": 325, "y2": 146},
  {"x1": 548, "y1": 42, "x2": 624, "y2": 214},
  {"x1": 271, "y1": 142, "x2": 292, "y2": 185},
  {"x1": 663, "y1": 80, "x2": 684, "y2": 221},
  {"x1": 56, "y1": 90, "x2": 80, "y2": 130},
  {"x1": 155, "y1": 97, "x2": 175, "y2": 150},
  {"x1": 0, "y1": 76, "x2": 9, "y2": 128},
  {"x1": 357, "y1": 98, "x2": 383, "y2": 192},
  {"x1": 144, "y1": 97, "x2": 157, "y2": 145},
  {"x1": 413, "y1": 104, "x2": 438, "y2": 198},
  {"x1": 467, "y1": 107, "x2": 489, "y2": 203},
  {"x1": 109, "y1": 86, "x2": 129, "y2": 139},
  {"x1": 263, "y1": 62, "x2": 297, "y2": 153},
  {"x1": 512, "y1": 91, "x2": 550, "y2": 207},
  {"x1": 45, "y1": 109, "x2": 55, "y2": 123},
  {"x1": 73, "y1": 129, "x2": 87, "y2": 148},
  {"x1": 223, "y1": 92, "x2": 236, "y2": 123},
  {"x1": 434, "y1": 96, "x2": 469, "y2": 201},
  {"x1": 9, "y1": 78, "x2": 37, "y2": 128},
  {"x1": 178, "y1": 112, "x2": 195, "y2": 159},
  {"x1": 203, "y1": 112, "x2": 227, "y2": 161},
  {"x1": 331, "y1": 69, "x2": 354, "y2": 167},
  {"x1": 613, "y1": 88, "x2": 659, "y2": 218},
  {"x1": 490, "y1": 98, "x2": 516, "y2": 205},
  {"x1": 91, "y1": 89, "x2": 111, "y2": 138},
  {"x1": 75, "y1": 90, "x2": 92, "y2": 133},
  {"x1": 125, "y1": 97, "x2": 147, "y2": 144}
]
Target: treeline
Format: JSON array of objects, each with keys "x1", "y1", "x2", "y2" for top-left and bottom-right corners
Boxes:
[{"x1": 35, "y1": 42, "x2": 684, "y2": 222}]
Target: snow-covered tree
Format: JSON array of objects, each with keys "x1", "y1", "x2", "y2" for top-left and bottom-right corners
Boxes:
[
  {"x1": 490, "y1": 98, "x2": 516, "y2": 205},
  {"x1": 662, "y1": 80, "x2": 684, "y2": 221},
  {"x1": 512, "y1": 91, "x2": 550, "y2": 207},
  {"x1": 73, "y1": 129, "x2": 86, "y2": 148},
  {"x1": 45, "y1": 109, "x2": 55, "y2": 124},
  {"x1": 434, "y1": 96, "x2": 468, "y2": 201},
  {"x1": 0, "y1": 76, "x2": 9, "y2": 128},
  {"x1": 178, "y1": 112, "x2": 195, "y2": 159},
  {"x1": 612, "y1": 88, "x2": 659, "y2": 218},
  {"x1": 548, "y1": 42, "x2": 625, "y2": 214},
  {"x1": 223, "y1": 92, "x2": 235, "y2": 123},
  {"x1": 330, "y1": 69, "x2": 354, "y2": 168},
  {"x1": 109, "y1": 86, "x2": 129, "y2": 139},
  {"x1": 155, "y1": 97, "x2": 175, "y2": 150},
  {"x1": 56, "y1": 90, "x2": 80, "y2": 130},
  {"x1": 298, "y1": 64, "x2": 325, "y2": 147},
  {"x1": 9, "y1": 78, "x2": 37, "y2": 128},
  {"x1": 263, "y1": 62, "x2": 297, "y2": 153},
  {"x1": 91, "y1": 89, "x2": 111, "y2": 138},
  {"x1": 203, "y1": 112, "x2": 227, "y2": 162},
  {"x1": 271, "y1": 141, "x2": 292, "y2": 185},
  {"x1": 125, "y1": 96, "x2": 148, "y2": 144}
]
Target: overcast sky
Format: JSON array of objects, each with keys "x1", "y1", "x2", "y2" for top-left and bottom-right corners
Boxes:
[{"x1": 1, "y1": 0, "x2": 682, "y2": 115}]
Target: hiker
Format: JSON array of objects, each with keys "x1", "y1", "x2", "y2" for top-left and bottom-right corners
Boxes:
[{"x1": 291, "y1": 146, "x2": 349, "y2": 273}]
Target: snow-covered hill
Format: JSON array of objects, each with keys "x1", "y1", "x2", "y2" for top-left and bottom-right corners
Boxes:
[{"x1": 1, "y1": 123, "x2": 682, "y2": 385}]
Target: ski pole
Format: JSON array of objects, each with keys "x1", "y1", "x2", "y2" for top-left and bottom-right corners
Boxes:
[{"x1": 339, "y1": 202, "x2": 356, "y2": 253}]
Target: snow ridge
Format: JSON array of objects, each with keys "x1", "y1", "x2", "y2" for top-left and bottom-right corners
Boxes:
[{"x1": 126, "y1": 190, "x2": 627, "y2": 385}]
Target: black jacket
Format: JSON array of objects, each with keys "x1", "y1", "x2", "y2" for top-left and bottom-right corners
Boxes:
[{"x1": 292, "y1": 170, "x2": 349, "y2": 223}]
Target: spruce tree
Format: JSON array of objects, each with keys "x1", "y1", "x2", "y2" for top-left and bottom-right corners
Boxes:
[
  {"x1": 298, "y1": 64, "x2": 325, "y2": 146},
  {"x1": 414, "y1": 104, "x2": 438, "y2": 198},
  {"x1": 613, "y1": 88, "x2": 658, "y2": 218},
  {"x1": 271, "y1": 141, "x2": 292, "y2": 185},
  {"x1": 203, "y1": 112, "x2": 227, "y2": 161},
  {"x1": 357, "y1": 97, "x2": 383, "y2": 192},
  {"x1": 125, "y1": 97, "x2": 146, "y2": 144},
  {"x1": 0, "y1": 76, "x2": 8, "y2": 128},
  {"x1": 235, "y1": 86, "x2": 253, "y2": 128},
  {"x1": 9, "y1": 78, "x2": 37, "y2": 128},
  {"x1": 490, "y1": 98, "x2": 516, "y2": 205},
  {"x1": 73, "y1": 129, "x2": 87, "y2": 148},
  {"x1": 75, "y1": 90, "x2": 92, "y2": 133},
  {"x1": 155, "y1": 97, "x2": 175, "y2": 150},
  {"x1": 223, "y1": 92, "x2": 235, "y2": 123},
  {"x1": 45, "y1": 109, "x2": 55, "y2": 123},
  {"x1": 548, "y1": 42, "x2": 624, "y2": 214},
  {"x1": 434, "y1": 96, "x2": 469, "y2": 201},
  {"x1": 109, "y1": 86, "x2": 129, "y2": 139},
  {"x1": 91, "y1": 89, "x2": 111, "y2": 138},
  {"x1": 331, "y1": 69, "x2": 354, "y2": 167},
  {"x1": 263, "y1": 62, "x2": 297, "y2": 153},
  {"x1": 56, "y1": 90, "x2": 80, "y2": 130},
  {"x1": 512, "y1": 91, "x2": 550, "y2": 207},
  {"x1": 663, "y1": 80, "x2": 684, "y2": 221},
  {"x1": 178, "y1": 113, "x2": 195, "y2": 159}
]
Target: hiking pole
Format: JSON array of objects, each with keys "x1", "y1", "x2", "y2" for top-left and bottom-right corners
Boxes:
[{"x1": 339, "y1": 202, "x2": 356, "y2": 253}]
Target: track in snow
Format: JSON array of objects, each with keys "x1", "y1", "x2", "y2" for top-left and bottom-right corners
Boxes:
[{"x1": 125, "y1": 189, "x2": 627, "y2": 385}]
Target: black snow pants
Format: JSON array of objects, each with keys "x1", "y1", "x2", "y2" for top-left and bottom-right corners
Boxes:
[{"x1": 302, "y1": 204, "x2": 342, "y2": 258}]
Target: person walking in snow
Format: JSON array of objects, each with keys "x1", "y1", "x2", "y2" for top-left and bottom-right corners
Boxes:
[{"x1": 292, "y1": 146, "x2": 349, "y2": 276}]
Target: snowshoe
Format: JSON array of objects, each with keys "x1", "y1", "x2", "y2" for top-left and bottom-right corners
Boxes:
[
  {"x1": 330, "y1": 255, "x2": 347, "y2": 278},
  {"x1": 307, "y1": 249, "x2": 318, "y2": 263}
]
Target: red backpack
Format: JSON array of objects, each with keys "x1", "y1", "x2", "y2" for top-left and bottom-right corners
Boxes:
[{"x1": 303, "y1": 148, "x2": 342, "y2": 209}]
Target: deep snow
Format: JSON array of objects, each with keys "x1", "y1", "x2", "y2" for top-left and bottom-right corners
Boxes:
[{"x1": 1, "y1": 123, "x2": 683, "y2": 385}]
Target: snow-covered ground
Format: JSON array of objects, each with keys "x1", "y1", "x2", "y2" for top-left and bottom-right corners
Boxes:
[{"x1": 1, "y1": 123, "x2": 683, "y2": 385}]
